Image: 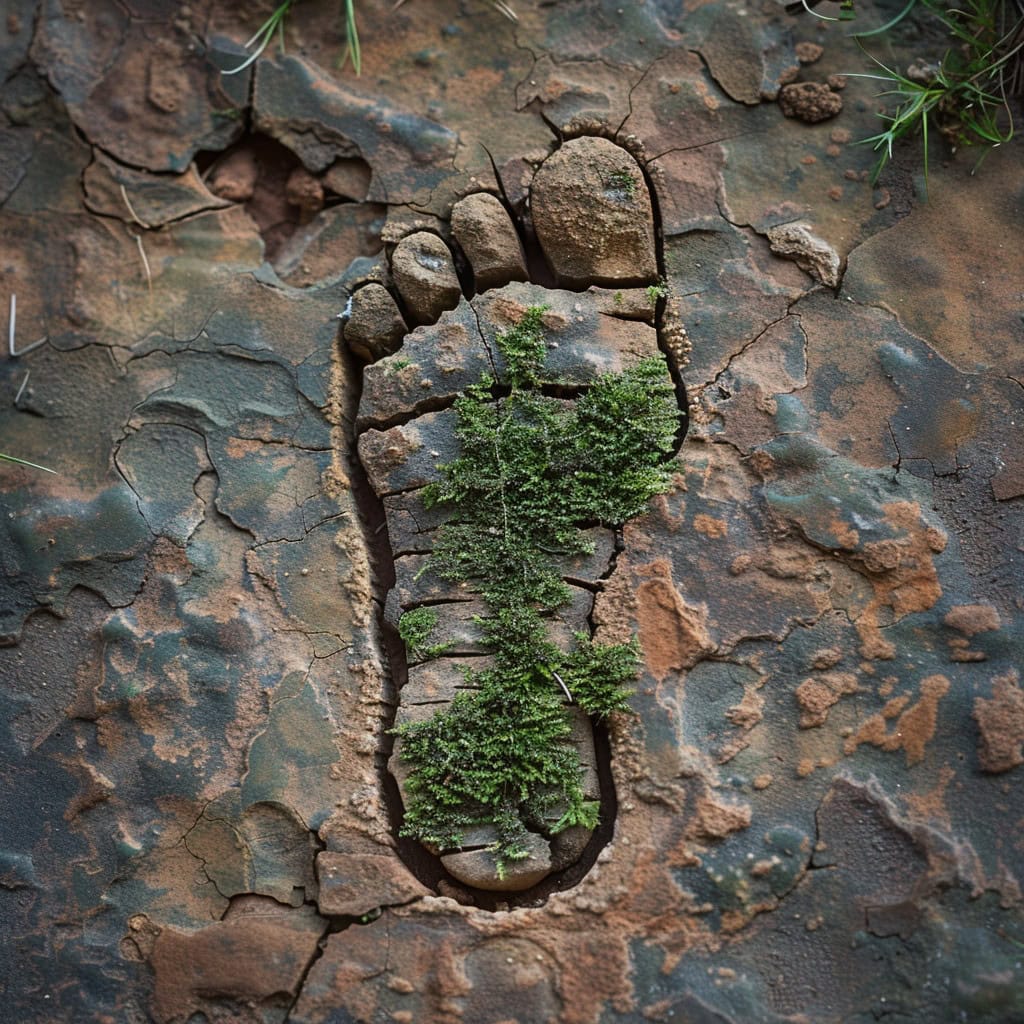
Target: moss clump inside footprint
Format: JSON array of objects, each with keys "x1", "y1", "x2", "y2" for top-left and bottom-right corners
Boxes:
[{"x1": 347, "y1": 136, "x2": 683, "y2": 892}]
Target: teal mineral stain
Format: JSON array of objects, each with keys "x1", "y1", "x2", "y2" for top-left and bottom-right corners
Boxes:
[{"x1": 773, "y1": 393, "x2": 811, "y2": 434}]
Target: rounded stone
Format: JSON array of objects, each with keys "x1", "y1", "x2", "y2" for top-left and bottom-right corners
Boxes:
[
  {"x1": 450, "y1": 193, "x2": 527, "y2": 292},
  {"x1": 391, "y1": 231, "x2": 462, "y2": 326},
  {"x1": 343, "y1": 284, "x2": 408, "y2": 362},
  {"x1": 530, "y1": 137, "x2": 658, "y2": 288}
]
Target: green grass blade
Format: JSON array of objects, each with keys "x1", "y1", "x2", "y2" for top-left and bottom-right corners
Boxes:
[
  {"x1": 222, "y1": 0, "x2": 295, "y2": 76},
  {"x1": 0, "y1": 452, "x2": 57, "y2": 473},
  {"x1": 850, "y1": 0, "x2": 918, "y2": 38},
  {"x1": 798, "y1": 0, "x2": 842, "y2": 22},
  {"x1": 345, "y1": 0, "x2": 361, "y2": 75},
  {"x1": 921, "y1": 107, "x2": 929, "y2": 186}
]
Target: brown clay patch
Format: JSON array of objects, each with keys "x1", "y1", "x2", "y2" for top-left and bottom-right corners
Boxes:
[
  {"x1": 944, "y1": 604, "x2": 1001, "y2": 636},
  {"x1": 849, "y1": 501, "x2": 947, "y2": 660},
  {"x1": 688, "y1": 793, "x2": 752, "y2": 840},
  {"x1": 795, "y1": 671, "x2": 859, "y2": 728},
  {"x1": 974, "y1": 670, "x2": 1024, "y2": 773},
  {"x1": 903, "y1": 765, "x2": 956, "y2": 830},
  {"x1": 149, "y1": 905, "x2": 324, "y2": 1022},
  {"x1": 634, "y1": 558, "x2": 713, "y2": 681},
  {"x1": 845, "y1": 674, "x2": 950, "y2": 765},
  {"x1": 692, "y1": 512, "x2": 728, "y2": 538}
]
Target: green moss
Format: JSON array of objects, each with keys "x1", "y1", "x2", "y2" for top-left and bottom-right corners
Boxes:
[
  {"x1": 606, "y1": 168, "x2": 638, "y2": 198},
  {"x1": 493, "y1": 303, "x2": 547, "y2": 387},
  {"x1": 397, "y1": 607, "x2": 449, "y2": 661},
  {"x1": 646, "y1": 282, "x2": 668, "y2": 304},
  {"x1": 394, "y1": 305, "x2": 679, "y2": 873}
]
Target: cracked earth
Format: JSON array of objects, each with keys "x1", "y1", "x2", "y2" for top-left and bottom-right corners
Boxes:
[{"x1": 0, "y1": 0, "x2": 1022, "y2": 1021}]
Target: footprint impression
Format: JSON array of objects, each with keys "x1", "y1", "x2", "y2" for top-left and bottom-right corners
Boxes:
[{"x1": 344, "y1": 136, "x2": 687, "y2": 894}]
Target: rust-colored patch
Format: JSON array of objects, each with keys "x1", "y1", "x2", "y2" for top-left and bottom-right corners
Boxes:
[
  {"x1": 944, "y1": 604, "x2": 1001, "y2": 635},
  {"x1": 717, "y1": 686, "x2": 765, "y2": 763},
  {"x1": 845, "y1": 674, "x2": 950, "y2": 765},
  {"x1": 795, "y1": 671, "x2": 859, "y2": 728},
  {"x1": 829, "y1": 513, "x2": 860, "y2": 549},
  {"x1": 325, "y1": 337, "x2": 354, "y2": 494},
  {"x1": 317, "y1": 852, "x2": 429, "y2": 916},
  {"x1": 692, "y1": 512, "x2": 728, "y2": 537},
  {"x1": 849, "y1": 501, "x2": 946, "y2": 660},
  {"x1": 903, "y1": 765, "x2": 955, "y2": 831},
  {"x1": 974, "y1": 670, "x2": 1024, "y2": 773},
  {"x1": 591, "y1": 557, "x2": 640, "y2": 647},
  {"x1": 224, "y1": 435, "x2": 260, "y2": 460},
  {"x1": 726, "y1": 687, "x2": 764, "y2": 730},
  {"x1": 811, "y1": 647, "x2": 843, "y2": 670},
  {"x1": 944, "y1": 603, "x2": 1001, "y2": 662},
  {"x1": 688, "y1": 793, "x2": 752, "y2": 840},
  {"x1": 634, "y1": 558, "x2": 713, "y2": 681}
]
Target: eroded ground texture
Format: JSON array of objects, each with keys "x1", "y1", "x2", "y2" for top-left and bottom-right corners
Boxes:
[{"x1": 1, "y1": 0, "x2": 1022, "y2": 1020}]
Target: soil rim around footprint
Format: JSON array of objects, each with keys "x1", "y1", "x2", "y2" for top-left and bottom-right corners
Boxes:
[{"x1": 342, "y1": 132, "x2": 690, "y2": 907}]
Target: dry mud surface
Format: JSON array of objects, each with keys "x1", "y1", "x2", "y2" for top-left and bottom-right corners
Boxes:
[{"x1": 1, "y1": 0, "x2": 1023, "y2": 1021}]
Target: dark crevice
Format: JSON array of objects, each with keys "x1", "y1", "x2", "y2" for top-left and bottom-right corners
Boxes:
[
  {"x1": 448, "y1": 233, "x2": 477, "y2": 300},
  {"x1": 492, "y1": 141, "x2": 558, "y2": 289},
  {"x1": 339, "y1": 325, "x2": 466, "y2": 898},
  {"x1": 564, "y1": 575, "x2": 601, "y2": 592},
  {"x1": 468, "y1": 286, "x2": 503, "y2": 379},
  {"x1": 645, "y1": 130, "x2": 758, "y2": 164},
  {"x1": 378, "y1": 246, "x2": 424, "y2": 332},
  {"x1": 282, "y1": 911, "x2": 353, "y2": 1023},
  {"x1": 634, "y1": 141, "x2": 690, "y2": 457},
  {"x1": 359, "y1": 373, "x2": 658, "y2": 439},
  {"x1": 396, "y1": 595, "x2": 476, "y2": 611},
  {"x1": 355, "y1": 392, "x2": 459, "y2": 435},
  {"x1": 707, "y1": 310, "x2": 797, "y2": 395},
  {"x1": 478, "y1": 141, "x2": 517, "y2": 219}
]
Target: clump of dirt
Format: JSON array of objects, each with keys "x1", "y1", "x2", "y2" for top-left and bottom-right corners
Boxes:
[{"x1": 779, "y1": 81, "x2": 843, "y2": 123}]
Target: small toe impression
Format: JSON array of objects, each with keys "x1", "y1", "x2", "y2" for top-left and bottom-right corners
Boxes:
[
  {"x1": 391, "y1": 231, "x2": 462, "y2": 326},
  {"x1": 451, "y1": 193, "x2": 528, "y2": 292},
  {"x1": 344, "y1": 283, "x2": 408, "y2": 362}
]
